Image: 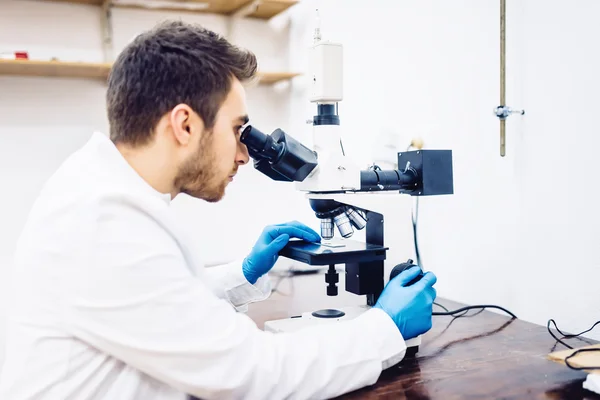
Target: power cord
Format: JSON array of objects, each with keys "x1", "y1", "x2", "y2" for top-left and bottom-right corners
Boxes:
[
  {"x1": 269, "y1": 268, "x2": 295, "y2": 296},
  {"x1": 565, "y1": 348, "x2": 600, "y2": 370},
  {"x1": 270, "y1": 267, "x2": 323, "y2": 296},
  {"x1": 408, "y1": 142, "x2": 596, "y2": 366},
  {"x1": 411, "y1": 196, "x2": 422, "y2": 268},
  {"x1": 407, "y1": 142, "x2": 517, "y2": 321},
  {"x1": 547, "y1": 319, "x2": 600, "y2": 370},
  {"x1": 433, "y1": 304, "x2": 517, "y2": 319},
  {"x1": 547, "y1": 319, "x2": 600, "y2": 349}
]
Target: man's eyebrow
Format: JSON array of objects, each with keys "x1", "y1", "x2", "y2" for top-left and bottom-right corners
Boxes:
[{"x1": 236, "y1": 115, "x2": 249, "y2": 125}]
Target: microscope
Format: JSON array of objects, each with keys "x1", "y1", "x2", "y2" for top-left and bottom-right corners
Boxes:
[{"x1": 239, "y1": 23, "x2": 453, "y2": 356}]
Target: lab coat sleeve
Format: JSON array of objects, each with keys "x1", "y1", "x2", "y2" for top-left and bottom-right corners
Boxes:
[
  {"x1": 203, "y1": 259, "x2": 272, "y2": 309},
  {"x1": 63, "y1": 196, "x2": 407, "y2": 400}
]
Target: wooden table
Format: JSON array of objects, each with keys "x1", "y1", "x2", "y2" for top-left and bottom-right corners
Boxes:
[{"x1": 247, "y1": 270, "x2": 600, "y2": 399}]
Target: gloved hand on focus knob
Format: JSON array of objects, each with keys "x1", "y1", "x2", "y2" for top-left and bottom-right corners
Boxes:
[
  {"x1": 242, "y1": 221, "x2": 321, "y2": 284},
  {"x1": 374, "y1": 266, "x2": 437, "y2": 340}
]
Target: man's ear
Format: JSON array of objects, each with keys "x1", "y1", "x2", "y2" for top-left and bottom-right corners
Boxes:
[{"x1": 169, "y1": 104, "x2": 204, "y2": 146}]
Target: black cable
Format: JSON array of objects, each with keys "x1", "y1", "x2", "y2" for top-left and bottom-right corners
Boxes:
[
  {"x1": 433, "y1": 304, "x2": 517, "y2": 319},
  {"x1": 564, "y1": 348, "x2": 600, "y2": 370},
  {"x1": 434, "y1": 302, "x2": 478, "y2": 318},
  {"x1": 406, "y1": 143, "x2": 421, "y2": 268},
  {"x1": 547, "y1": 320, "x2": 573, "y2": 349},
  {"x1": 554, "y1": 319, "x2": 600, "y2": 340},
  {"x1": 407, "y1": 145, "x2": 516, "y2": 322},
  {"x1": 547, "y1": 319, "x2": 600, "y2": 350},
  {"x1": 411, "y1": 197, "x2": 422, "y2": 268},
  {"x1": 269, "y1": 268, "x2": 295, "y2": 296},
  {"x1": 412, "y1": 200, "x2": 516, "y2": 319},
  {"x1": 270, "y1": 267, "x2": 322, "y2": 296},
  {"x1": 270, "y1": 275, "x2": 289, "y2": 295}
]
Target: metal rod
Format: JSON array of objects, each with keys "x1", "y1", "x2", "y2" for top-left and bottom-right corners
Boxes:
[
  {"x1": 500, "y1": 0, "x2": 506, "y2": 157},
  {"x1": 500, "y1": 119, "x2": 506, "y2": 157}
]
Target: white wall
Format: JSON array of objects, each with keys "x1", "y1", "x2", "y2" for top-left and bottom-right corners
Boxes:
[{"x1": 0, "y1": 0, "x2": 599, "y2": 369}]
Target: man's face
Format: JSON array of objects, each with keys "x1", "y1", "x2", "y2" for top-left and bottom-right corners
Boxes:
[{"x1": 174, "y1": 79, "x2": 250, "y2": 202}]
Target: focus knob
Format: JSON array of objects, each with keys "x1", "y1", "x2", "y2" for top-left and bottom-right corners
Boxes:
[{"x1": 390, "y1": 259, "x2": 423, "y2": 286}]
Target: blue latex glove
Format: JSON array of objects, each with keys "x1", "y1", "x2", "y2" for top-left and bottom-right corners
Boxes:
[
  {"x1": 374, "y1": 266, "x2": 437, "y2": 340},
  {"x1": 242, "y1": 221, "x2": 321, "y2": 284}
]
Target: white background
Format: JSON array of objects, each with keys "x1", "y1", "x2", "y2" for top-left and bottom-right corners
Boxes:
[{"x1": 1, "y1": 0, "x2": 599, "y2": 368}]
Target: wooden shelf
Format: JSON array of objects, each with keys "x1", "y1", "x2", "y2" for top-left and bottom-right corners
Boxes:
[
  {"x1": 0, "y1": 59, "x2": 300, "y2": 84},
  {"x1": 38, "y1": 0, "x2": 299, "y2": 19},
  {"x1": 255, "y1": 71, "x2": 300, "y2": 84},
  {"x1": 0, "y1": 59, "x2": 111, "y2": 80},
  {"x1": 43, "y1": 0, "x2": 100, "y2": 4}
]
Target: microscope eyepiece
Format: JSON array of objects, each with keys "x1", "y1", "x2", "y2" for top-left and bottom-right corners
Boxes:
[
  {"x1": 240, "y1": 125, "x2": 283, "y2": 163},
  {"x1": 239, "y1": 125, "x2": 318, "y2": 182}
]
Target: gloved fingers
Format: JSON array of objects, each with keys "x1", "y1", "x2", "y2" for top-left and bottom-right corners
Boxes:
[
  {"x1": 426, "y1": 287, "x2": 437, "y2": 303},
  {"x1": 273, "y1": 221, "x2": 321, "y2": 241},
  {"x1": 391, "y1": 266, "x2": 422, "y2": 286},
  {"x1": 268, "y1": 226, "x2": 321, "y2": 243},
  {"x1": 265, "y1": 234, "x2": 290, "y2": 254},
  {"x1": 416, "y1": 271, "x2": 437, "y2": 289},
  {"x1": 275, "y1": 220, "x2": 302, "y2": 227}
]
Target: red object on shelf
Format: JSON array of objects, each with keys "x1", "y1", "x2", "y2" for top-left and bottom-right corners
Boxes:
[{"x1": 0, "y1": 51, "x2": 29, "y2": 60}]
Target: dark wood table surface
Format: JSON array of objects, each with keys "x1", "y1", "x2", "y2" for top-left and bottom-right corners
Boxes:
[{"x1": 247, "y1": 269, "x2": 600, "y2": 400}]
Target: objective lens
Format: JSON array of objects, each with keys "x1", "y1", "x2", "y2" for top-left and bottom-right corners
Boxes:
[
  {"x1": 320, "y1": 218, "x2": 334, "y2": 239},
  {"x1": 346, "y1": 207, "x2": 367, "y2": 230},
  {"x1": 333, "y1": 212, "x2": 354, "y2": 238}
]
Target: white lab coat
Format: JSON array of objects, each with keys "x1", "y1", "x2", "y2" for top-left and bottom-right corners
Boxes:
[{"x1": 0, "y1": 132, "x2": 407, "y2": 400}]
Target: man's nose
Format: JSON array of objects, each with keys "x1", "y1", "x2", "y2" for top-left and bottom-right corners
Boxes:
[{"x1": 236, "y1": 142, "x2": 249, "y2": 165}]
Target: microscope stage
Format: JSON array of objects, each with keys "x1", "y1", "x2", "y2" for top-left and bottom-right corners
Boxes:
[{"x1": 279, "y1": 239, "x2": 388, "y2": 266}]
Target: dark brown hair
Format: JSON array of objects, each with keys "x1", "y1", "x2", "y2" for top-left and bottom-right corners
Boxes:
[{"x1": 106, "y1": 20, "x2": 257, "y2": 146}]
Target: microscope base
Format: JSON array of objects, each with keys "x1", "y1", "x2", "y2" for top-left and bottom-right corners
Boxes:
[{"x1": 264, "y1": 305, "x2": 421, "y2": 356}]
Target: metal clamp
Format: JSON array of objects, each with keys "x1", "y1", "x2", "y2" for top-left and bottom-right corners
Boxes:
[{"x1": 494, "y1": 105, "x2": 525, "y2": 120}]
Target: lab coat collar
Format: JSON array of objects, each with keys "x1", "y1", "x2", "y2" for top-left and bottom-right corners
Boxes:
[{"x1": 89, "y1": 132, "x2": 173, "y2": 205}]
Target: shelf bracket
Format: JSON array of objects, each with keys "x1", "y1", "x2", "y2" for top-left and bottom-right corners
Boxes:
[
  {"x1": 101, "y1": 0, "x2": 114, "y2": 63},
  {"x1": 226, "y1": 0, "x2": 261, "y2": 41},
  {"x1": 231, "y1": 0, "x2": 261, "y2": 18}
]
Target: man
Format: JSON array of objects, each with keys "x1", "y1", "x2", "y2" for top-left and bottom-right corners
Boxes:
[{"x1": 0, "y1": 21, "x2": 437, "y2": 399}]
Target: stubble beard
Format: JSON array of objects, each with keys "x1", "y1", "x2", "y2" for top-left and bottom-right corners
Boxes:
[{"x1": 174, "y1": 131, "x2": 227, "y2": 203}]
